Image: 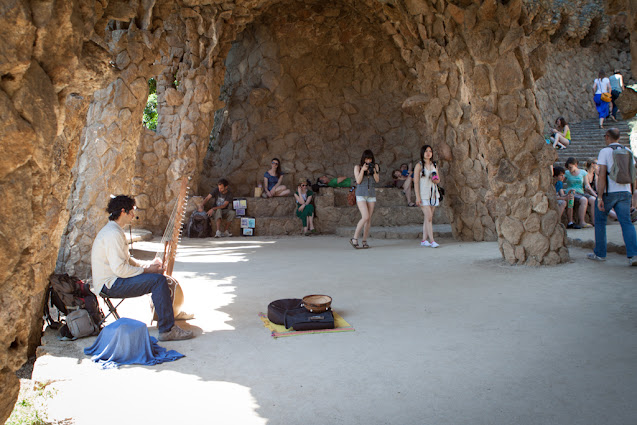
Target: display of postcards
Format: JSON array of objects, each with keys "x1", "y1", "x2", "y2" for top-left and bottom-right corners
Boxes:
[
  {"x1": 242, "y1": 228, "x2": 254, "y2": 236},
  {"x1": 233, "y1": 199, "x2": 247, "y2": 209},
  {"x1": 240, "y1": 217, "x2": 256, "y2": 228},
  {"x1": 235, "y1": 208, "x2": 246, "y2": 216}
]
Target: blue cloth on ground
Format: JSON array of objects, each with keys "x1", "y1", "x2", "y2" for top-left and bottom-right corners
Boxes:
[{"x1": 84, "y1": 318, "x2": 185, "y2": 369}]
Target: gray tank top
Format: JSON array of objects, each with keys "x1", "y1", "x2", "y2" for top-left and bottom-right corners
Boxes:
[
  {"x1": 355, "y1": 174, "x2": 376, "y2": 197},
  {"x1": 609, "y1": 75, "x2": 622, "y2": 92}
]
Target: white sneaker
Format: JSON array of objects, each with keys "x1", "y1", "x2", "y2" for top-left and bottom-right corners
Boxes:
[
  {"x1": 214, "y1": 230, "x2": 222, "y2": 238},
  {"x1": 223, "y1": 230, "x2": 232, "y2": 237},
  {"x1": 629, "y1": 257, "x2": 637, "y2": 267},
  {"x1": 587, "y1": 253, "x2": 605, "y2": 261},
  {"x1": 430, "y1": 241, "x2": 440, "y2": 248},
  {"x1": 421, "y1": 240, "x2": 431, "y2": 247}
]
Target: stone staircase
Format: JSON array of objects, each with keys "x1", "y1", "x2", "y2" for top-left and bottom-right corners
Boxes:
[
  {"x1": 222, "y1": 187, "x2": 451, "y2": 238},
  {"x1": 555, "y1": 118, "x2": 635, "y2": 166}
]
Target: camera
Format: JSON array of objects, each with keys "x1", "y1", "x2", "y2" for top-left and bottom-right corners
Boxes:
[
  {"x1": 365, "y1": 163, "x2": 375, "y2": 175},
  {"x1": 431, "y1": 171, "x2": 437, "y2": 179}
]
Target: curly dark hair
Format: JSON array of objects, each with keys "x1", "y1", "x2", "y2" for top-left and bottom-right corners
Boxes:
[{"x1": 107, "y1": 195, "x2": 135, "y2": 221}]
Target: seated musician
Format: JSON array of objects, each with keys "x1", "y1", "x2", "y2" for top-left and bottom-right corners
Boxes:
[
  {"x1": 90, "y1": 195, "x2": 194, "y2": 341},
  {"x1": 203, "y1": 178, "x2": 235, "y2": 238}
]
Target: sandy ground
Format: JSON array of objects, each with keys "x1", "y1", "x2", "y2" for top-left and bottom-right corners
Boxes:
[{"x1": 30, "y1": 226, "x2": 637, "y2": 425}]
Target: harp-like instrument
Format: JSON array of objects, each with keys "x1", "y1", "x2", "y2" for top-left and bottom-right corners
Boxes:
[
  {"x1": 152, "y1": 176, "x2": 191, "y2": 319},
  {"x1": 156, "y1": 176, "x2": 190, "y2": 275}
]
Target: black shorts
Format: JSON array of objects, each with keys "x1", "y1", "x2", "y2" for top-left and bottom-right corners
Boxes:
[{"x1": 573, "y1": 192, "x2": 594, "y2": 202}]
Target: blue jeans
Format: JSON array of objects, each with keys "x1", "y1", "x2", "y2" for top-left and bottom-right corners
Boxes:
[
  {"x1": 100, "y1": 273, "x2": 174, "y2": 333},
  {"x1": 594, "y1": 191, "x2": 637, "y2": 258}
]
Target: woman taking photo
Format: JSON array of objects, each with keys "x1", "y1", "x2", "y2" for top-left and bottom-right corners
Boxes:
[
  {"x1": 349, "y1": 149, "x2": 380, "y2": 249},
  {"x1": 262, "y1": 158, "x2": 290, "y2": 198},
  {"x1": 414, "y1": 145, "x2": 441, "y2": 248},
  {"x1": 294, "y1": 178, "x2": 315, "y2": 236}
]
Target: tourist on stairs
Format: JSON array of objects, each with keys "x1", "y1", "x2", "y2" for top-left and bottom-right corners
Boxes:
[
  {"x1": 550, "y1": 117, "x2": 571, "y2": 150},
  {"x1": 593, "y1": 70, "x2": 611, "y2": 129},
  {"x1": 609, "y1": 69, "x2": 624, "y2": 121},
  {"x1": 564, "y1": 157, "x2": 593, "y2": 228}
]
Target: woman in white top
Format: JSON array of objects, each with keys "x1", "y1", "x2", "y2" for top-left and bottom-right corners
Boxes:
[
  {"x1": 593, "y1": 70, "x2": 611, "y2": 129},
  {"x1": 414, "y1": 145, "x2": 441, "y2": 248}
]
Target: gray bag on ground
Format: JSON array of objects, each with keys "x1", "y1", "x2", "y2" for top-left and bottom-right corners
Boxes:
[{"x1": 65, "y1": 309, "x2": 100, "y2": 339}]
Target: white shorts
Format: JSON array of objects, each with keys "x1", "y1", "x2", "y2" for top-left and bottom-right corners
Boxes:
[{"x1": 356, "y1": 196, "x2": 376, "y2": 203}]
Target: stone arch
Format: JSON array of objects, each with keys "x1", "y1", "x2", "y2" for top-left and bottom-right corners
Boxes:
[
  {"x1": 201, "y1": 0, "x2": 425, "y2": 196},
  {"x1": 4, "y1": 0, "x2": 603, "y2": 417},
  {"x1": 57, "y1": 0, "x2": 569, "y2": 274}
]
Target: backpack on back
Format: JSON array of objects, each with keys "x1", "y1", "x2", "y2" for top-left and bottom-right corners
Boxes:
[
  {"x1": 45, "y1": 273, "x2": 104, "y2": 339},
  {"x1": 608, "y1": 145, "x2": 637, "y2": 185}
]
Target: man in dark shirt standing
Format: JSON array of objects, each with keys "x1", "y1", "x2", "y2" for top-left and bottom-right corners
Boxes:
[{"x1": 203, "y1": 178, "x2": 235, "y2": 238}]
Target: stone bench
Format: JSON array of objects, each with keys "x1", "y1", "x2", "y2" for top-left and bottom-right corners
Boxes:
[{"x1": 201, "y1": 187, "x2": 450, "y2": 236}]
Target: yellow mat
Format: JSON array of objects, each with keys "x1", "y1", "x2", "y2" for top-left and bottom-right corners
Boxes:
[{"x1": 258, "y1": 312, "x2": 354, "y2": 338}]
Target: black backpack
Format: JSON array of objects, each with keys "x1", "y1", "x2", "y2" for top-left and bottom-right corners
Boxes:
[
  {"x1": 186, "y1": 211, "x2": 212, "y2": 238},
  {"x1": 44, "y1": 274, "x2": 104, "y2": 338}
]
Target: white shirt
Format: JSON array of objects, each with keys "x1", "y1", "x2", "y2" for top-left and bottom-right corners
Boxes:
[
  {"x1": 90, "y1": 220, "x2": 144, "y2": 295},
  {"x1": 597, "y1": 143, "x2": 634, "y2": 193},
  {"x1": 594, "y1": 78, "x2": 611, "y2": 94}
]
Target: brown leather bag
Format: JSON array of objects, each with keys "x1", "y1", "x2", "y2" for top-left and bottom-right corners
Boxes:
[{"x1": 347, "y1": 186, "x2": 356, "y2": 206}]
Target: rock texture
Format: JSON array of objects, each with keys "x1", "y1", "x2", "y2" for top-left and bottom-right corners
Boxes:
[{"x1": 0, "y1": 0, "x2": 634, "y2": 421}]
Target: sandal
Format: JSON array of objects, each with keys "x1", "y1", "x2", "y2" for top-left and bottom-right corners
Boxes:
[
  {"x1": 361, "y1": 240, "x2": 369, "y2": 249},
  {"x1": 408, "y1": 202, "x2": 416, "y2": 207},
  {"x1": 349, "y1": 238, "x2": 359, "y2": 249}
]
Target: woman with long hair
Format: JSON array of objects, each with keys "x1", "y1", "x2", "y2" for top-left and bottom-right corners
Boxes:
[
  {"x1": 414, "y1": 145, "x2": 441, "y2": 247},
  {"x1": 551, "y1": 117, "x2": 571, "y2": 150},
  {"x1": 593, "y1": 70, "x2": 611, "y2": 129},
  {"x1": 349, "y1": 149, "x2": 380, "y2": 249},
  {"x1": 263, "y1": 157, "x2": 290, "y2": 197}
]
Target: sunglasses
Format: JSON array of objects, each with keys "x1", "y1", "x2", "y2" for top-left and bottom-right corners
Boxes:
[
  {"x1": 272, "y1": 161, "x2": 279, "y2": 165},
  {"x1": 300, "y1": 184, "x2": 307, "y2": 187}
]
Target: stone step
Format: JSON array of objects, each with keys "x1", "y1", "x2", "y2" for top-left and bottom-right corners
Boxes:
[
  {"x1": 233, "y1": 205, "x2": 449, "y2": 236},
  {"x1": 316, "y1": 205, "x2": 448, "y2": 233},
  {"x1": 316, "y1": 186, "x2": 417, "y2": 208},
  {"x1": 553, "y1": 117, "x2": 636, "y2": 165},
  {"x1": 239, "y1": 187, "x2": 422, "y2": 218},
  {"x1": 335, "y1": 224, "x2": 453, "y2": 239},
  {"x1": 127, "y1": 228, "x2": 153, "y2": 244}
]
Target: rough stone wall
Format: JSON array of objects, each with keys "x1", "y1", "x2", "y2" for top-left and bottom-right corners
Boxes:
[
  {"x1": 130, "y1": 7, "x2": 226, "y2": 233},
  {"x1": 535, "y1": 18, "x2": 632, "y2": 125},
  {"x1": 0, "y1": 1, "x2": 118, "y2": 422},
  {"x1": 201, "y1": 1, "x2": 422, "y2": 196},
  {"x1": 1, "y1": 0, "x2": 634, "y2": 422}
]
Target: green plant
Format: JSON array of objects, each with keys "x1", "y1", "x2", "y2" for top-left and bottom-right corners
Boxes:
[
  {"x1": 6, "y1": 381, "x2": 57, "y2": 425},
  {"x1": 142, "y1": 78, "x2": 157, "y2": 131}
]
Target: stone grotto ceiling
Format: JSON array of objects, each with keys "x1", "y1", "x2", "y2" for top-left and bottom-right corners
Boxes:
[{"x1": 203, "y1": 0, "x2": 423, "y2": 196}]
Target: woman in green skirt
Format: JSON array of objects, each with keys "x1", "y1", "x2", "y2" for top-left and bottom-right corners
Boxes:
[{"x1": 294, "y1": 178, "x2": 315, "y2": 236}]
